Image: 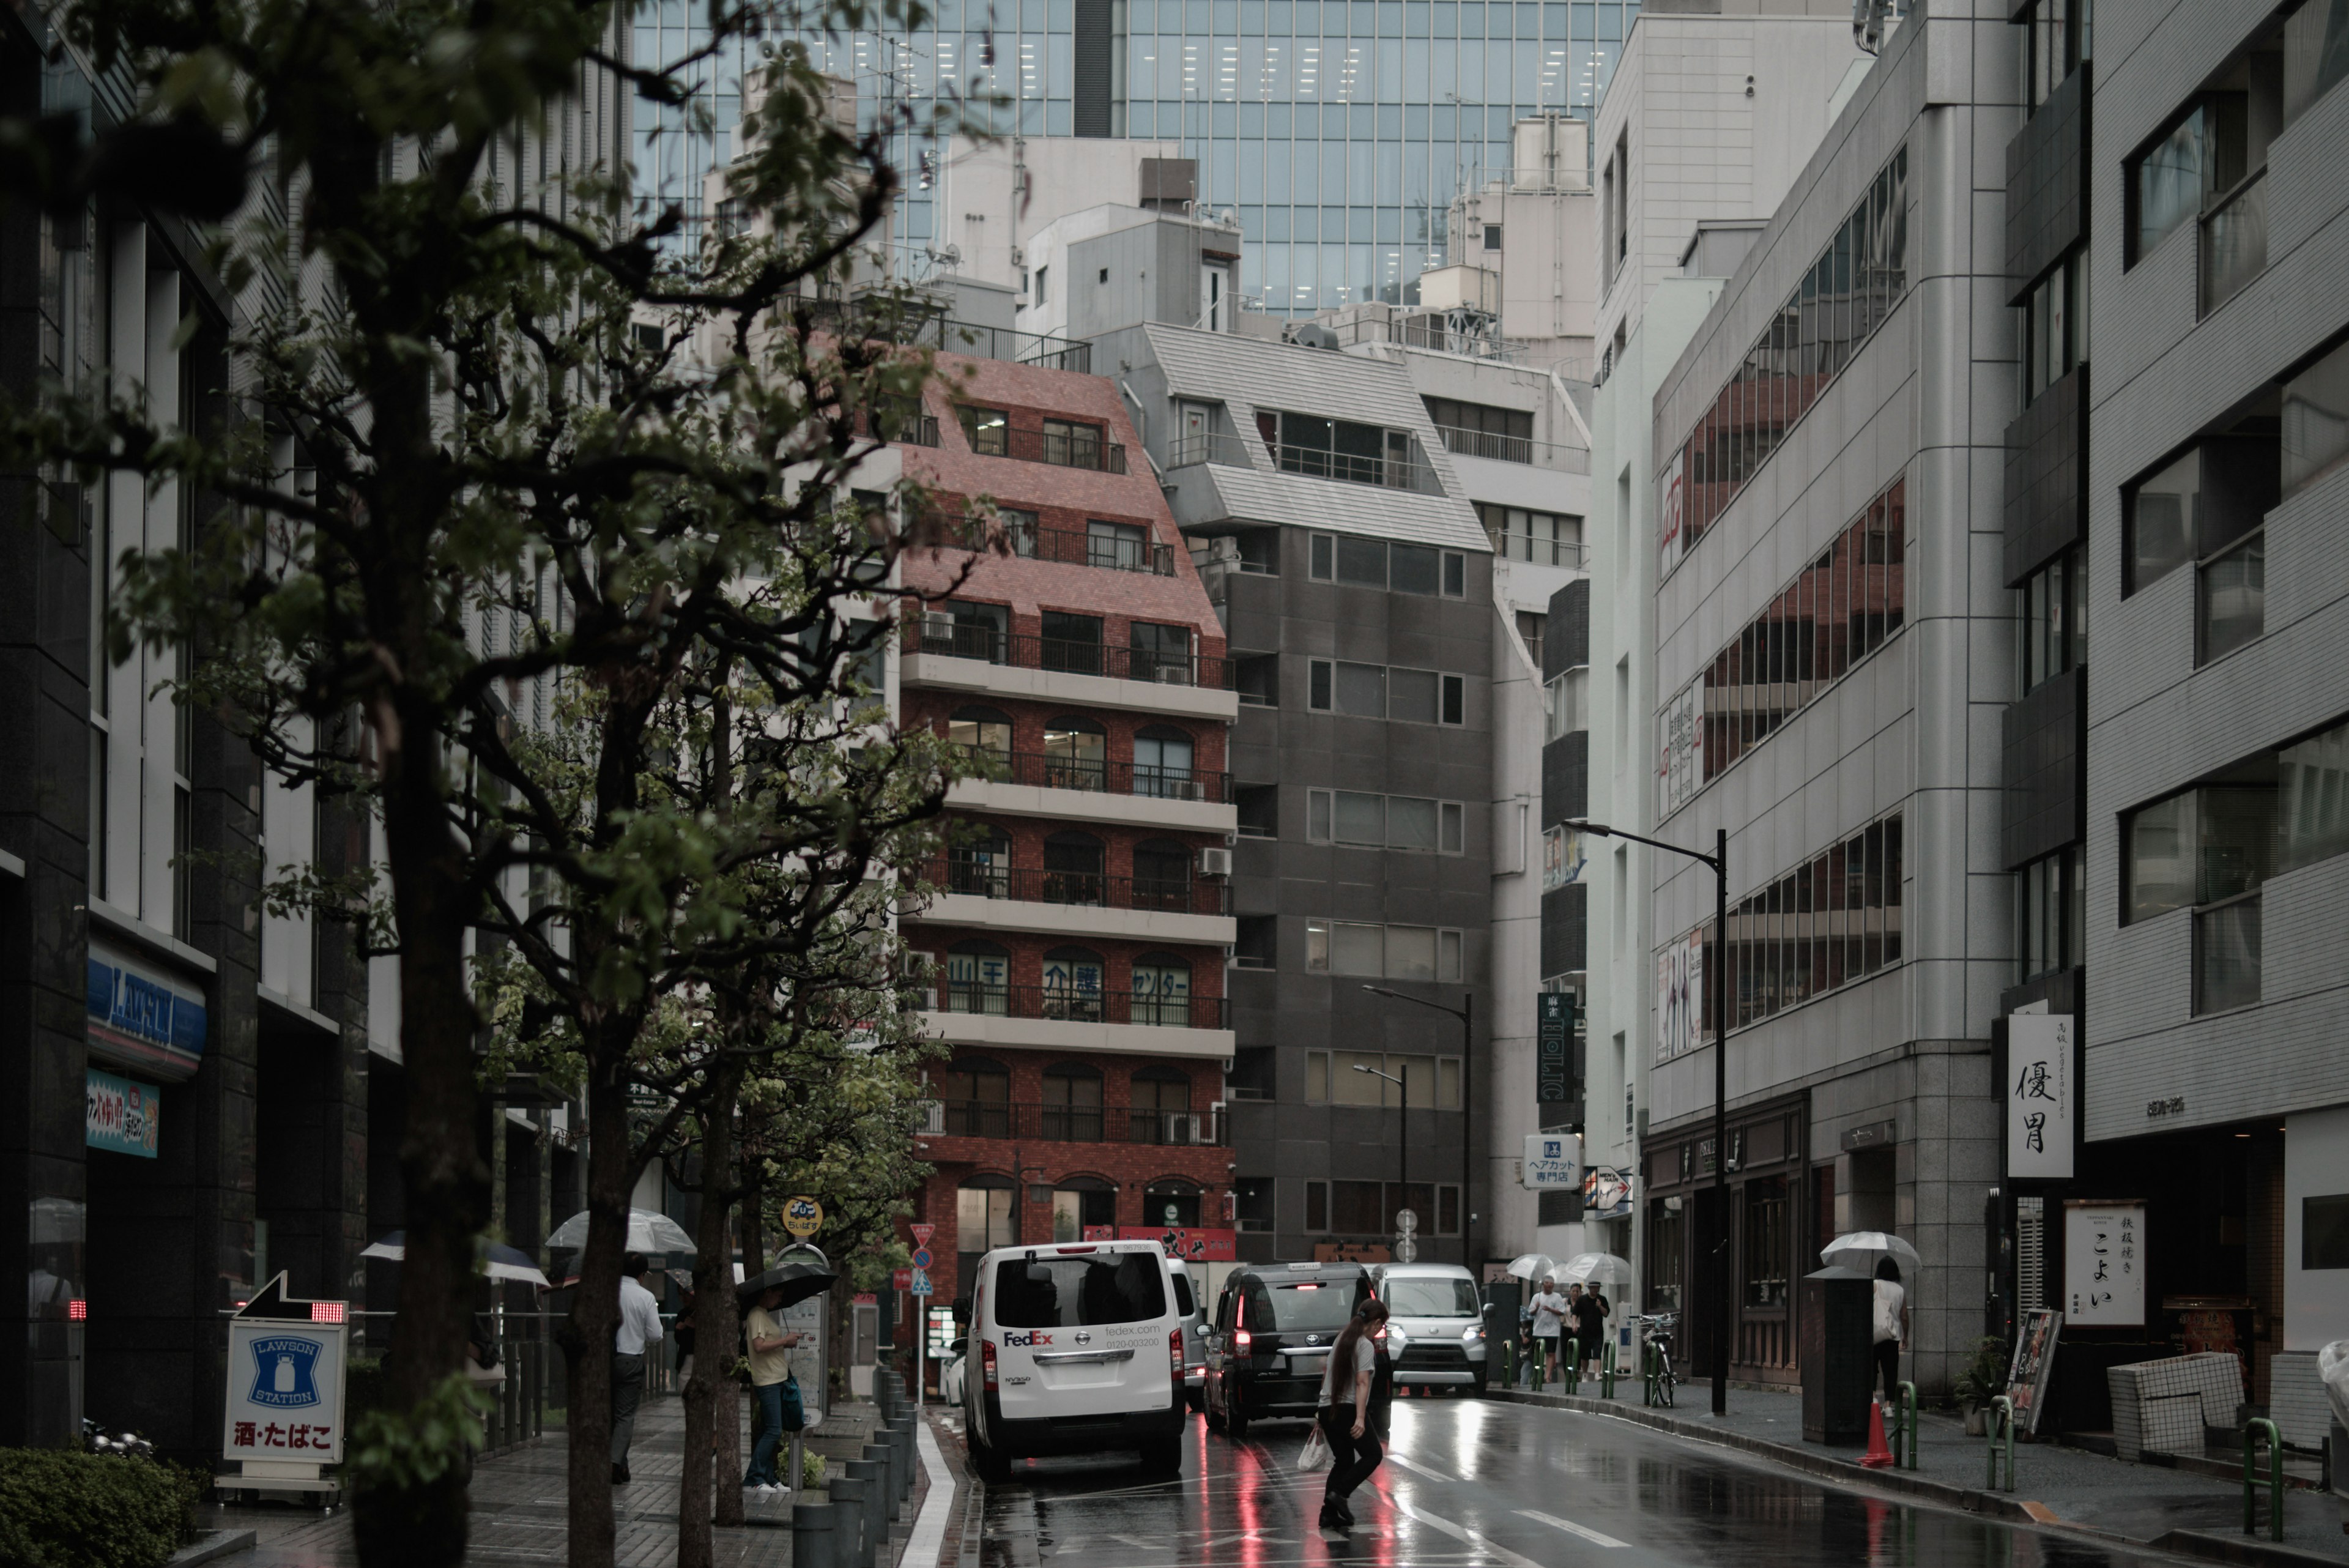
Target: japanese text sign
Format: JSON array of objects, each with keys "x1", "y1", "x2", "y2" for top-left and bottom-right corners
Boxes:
[
  {"x1": 2007, "y1": 1013, "x2": 2074, "y2": 1179},
  {"x1": 223, "y1": 1317, "x2": 347, "y2": 1465},
  {"x1": 2063, "y1": 1200, "x2": 2145, "y2": 1326}
]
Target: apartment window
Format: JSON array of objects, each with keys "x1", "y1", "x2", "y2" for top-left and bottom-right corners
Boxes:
[
  {"x1": 1304, "y1": 920, "x2": 1465, "y2": 983},
  {"x1": 1743, "y1": 1176, "x2": 1789, "y2": 1308},
  {"x1": 2282, "y1": 337, "x2": 2349, "y2": 497},
  {"x1": 2123, "y1": 430, "x2": 2278, "y2": 662},
  {"x1": 935, "y1": 1056, "x2": 1012, "y2": 1136},
  {"x1": 2017, "y1": 548, "x2": 2087, "y2": 694},
  {"x1": 958, "y1": 404, "x2": 1009, "y2": 456},
  {"x1": 1039, "y1": 609, "x2": 1104, "y2": 674},
  {"x1": 1306, "y1": 789, "x2": 1464, "y2": 853},
  {"x1": 1477, "y1": 503, "x2": 1583, "y2": 567},
  {"x1": 2021, "y1": 251, "x2": 2087, "y2": 407},
  {"x1": 1086, "y1": 519, "x2": 1149, "y2": 571},
  {"x1": 2284, "y1": 0, "x2": 2349, "y2": 120},
  {"x1": 1042, "y1": 1062, "x2": 1105, "y2": 1142},
  {"x1": 1545, "y1": 667, "x2": 1589, "y2": 742},
  {"x1": 2017, "y1": 844, "x2": 2086, "y2": 982},
  {"x1": 1515, "y1": 611, "x2": 1546, "y2": 669},
  {"x1": 2128, "y1": 39, "x2": 2282, "y2": 311},
  {"x1": 1258, "y1": 409, "x2": 1427, "y2": 490},
  {"x1": 946, "y1": 705, "x2": 1012, "y2": 765},
  {"x1": 2021, "y1": 0, "x2": 2090, "y2": 113},
  {"x1": 1034, "y1": 264, "x2": 1048, "y2": 305},
  {"x1": 1305, "y1": 1052, "x2": 1463, "y2": 1110},
  {"x1": 1307, "y1": 533, "x2": 1466, "y2": 595},
  {"x1": 1307, "y1": 659, "x2": 1466, "y2": 724},
  {"x1": 1129, "y1": 620, "x2": 1193, "y2": 683},
  {"x1": 1042, "y1": 418, "x2": 1105, "y2": 470},
  {"x1": 1423, "y1": 396, "x2": 1533, "y2": 463},
  {"x1": 1305, "y1": 1180, "x2": 1461, "y2": 1235},
  {"x1": 1483, "y1": 225, "x2": 1502, "y2": 251},
  {"x1": 1041, "y1": 713, "x2": 1106, "y2": 790}
]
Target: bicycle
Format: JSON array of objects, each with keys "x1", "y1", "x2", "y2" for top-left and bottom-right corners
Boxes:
[{"x1": 1627, "y1": 1313, "x2": 1679, "y2": 1408}]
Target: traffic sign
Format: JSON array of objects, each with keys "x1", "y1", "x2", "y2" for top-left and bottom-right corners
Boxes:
[
  {"x1": 911, "y1": 1247, "x2": 933, "y2": 1269},
  {"x1": 910, "y1": 1222, "x2": 935, "y2": 1246},
  {"x1": 892, "y1": 1268, "x2": 913, "y2": 1291},
  {"x1": 910, "y1": 1269, "x2": 935, "y2": 1296},
  {"x1": 1393, "y1": 1236, "x2": 1419, "y2": 1264},
  {"x1": 782, "y1": 1195, "x2": 824, "y2": 1237},
  {"x1": 1394, "y1": 1208, "x2": 1418, "y2": 1235}
]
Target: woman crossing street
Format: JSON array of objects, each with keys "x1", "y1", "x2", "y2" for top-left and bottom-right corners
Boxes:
[{"x1": 1316, "y1": 1298, "x2": 1392, "y2": 1531}]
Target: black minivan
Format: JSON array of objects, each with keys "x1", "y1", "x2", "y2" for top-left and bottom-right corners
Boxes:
[{"x1": 1202, "y1": 1261, "x2": 1371, "y2": 1437}]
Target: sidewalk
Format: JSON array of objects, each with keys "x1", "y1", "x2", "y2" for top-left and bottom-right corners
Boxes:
[
  {"x1": 1493, "y1": 1380, "x2": 2349, "y2": 1568},
  {"x1": 205, "y1": 1389, "x2": 934, "y2": 1567}
]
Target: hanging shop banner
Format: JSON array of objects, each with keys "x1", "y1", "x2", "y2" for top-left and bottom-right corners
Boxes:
[
  {"x1": 84, "y1": 1068, "x2": 161, "y2": 1157},
  {"x1": 2063, "y1": 1200, "x2": 2146, "y2": 1327},
  {"x1": 1523, "y1": 1132, "x2": 1581, "y2": 1191},
  {"x1": 1658, "y1": 448, "x2": 1686, "y2": 574},
  {"x1": 1656, "y1": 926, "x2": 1705, "y2": 1062},
  {"x1": 2006, "y1": 1013, "x2": 2076, "y2": 1179},
  {"x1": 1660, "y1": 677, "x2": 1703, "y2": 818},
  {"x1": 1536, "y1": 993, "x2": 1575, "y2": 1105},
  {"x1": 1542, "y1": 827, "x2": 1586, "y2": 892},
  {"x1": 87, "y1": 938, "x2": 208, "y2": 1082}
]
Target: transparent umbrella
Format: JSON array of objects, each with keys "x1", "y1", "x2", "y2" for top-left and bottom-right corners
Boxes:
[
  {"x1": 1556, "y1": 1251, "x2": 1636, "y2": 1287},
  {"x1": 1819, "y1": 1231, "x2": 1922, "y2": 1274},
  {"x1": 1506, "y1": 1252, "x2": 1559, "y2": 1282},
  {"x1": 546, "y1": 1206, "x2": 695, "y2": 1255}
]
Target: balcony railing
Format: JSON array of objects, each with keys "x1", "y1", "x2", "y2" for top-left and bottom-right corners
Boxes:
[
  {"x1": 1168, "y1": 431, "x2": 1258, "y2": 469},
  {"x1": 859, "y1": 409, "x2": 941, "y2": 447},
  {"x1": 803, "y1": 300, "x2": 1093, "y2": 372},
  {"x1": 1433, "y1": 423, "x2": 1592, "y2": 475},
  {"x1": 2201, "y1": 168, "x2": 2268, "y2": 316},
  {"x1": 1167, "y1": 431, "x2": 1445, "y2": 493},
  {"x1": 957, "y1": 749, "x2": 1233, "y2": 804},
  {"x1": 921, "y1": 513, "x2": 1176, "y2": 576},
  {"x1": 965, "y1": 425, "x2": 1129, "y2": 473},
  {"x1": 926, "y1": 861, "x2": 1231, "y2": 916},
  {"x1": 904, "y1": 622, "x2": 1233, "y2": 689},
  {"x1": 925, "y1": 983, "x2": 1226, "y2": 1030},
  {"x1": 921, "y1": 1098, "x2": 1230, "y2": 1145}
]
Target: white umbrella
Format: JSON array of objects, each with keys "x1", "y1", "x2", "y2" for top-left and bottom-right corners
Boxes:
[
  {"x1": 1819, "y1": 1231, "x2": 1921, "y2": 1274},
  {"x1": 546, "y1": 1207, "x2": 695, "y2": 1255},
  {"x1": 1556, "y1": 1251, "x2": 1636, "y2": 1287},
  {"x1": 360, "y1": 1233, "x2": 551, "y2": 1287},
  {"x1": 1506, "y1": 1252, "x2": 1559, "y2": 1282}
]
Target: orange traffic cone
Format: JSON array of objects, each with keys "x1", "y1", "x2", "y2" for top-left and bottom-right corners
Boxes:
[{"x1": 1859, "y1": 1398, "x2": 1896, "y2": 1469}]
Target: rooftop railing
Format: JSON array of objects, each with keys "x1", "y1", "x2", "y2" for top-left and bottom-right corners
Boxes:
[
  {"x1": 920, "y1": 981, "x2": 1226, "y2": 1030},
  {"x1": 956, "y1": 748, "x2": 1233, "y2": 804},
  {"x1": 919, "y1": 1097, "x2": 1230, "y2": 1143},
  {"x1": 922, "y1": 860, "x2": 1231, "y2": 917},
  {"x1": 904, "y1": 620, "x2": 1233, "y2": 689}
]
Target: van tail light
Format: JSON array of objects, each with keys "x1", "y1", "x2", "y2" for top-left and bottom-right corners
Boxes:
[
  {"x1": 1233, "y1": 1328, "x2": 1252, "y2": 1353},
  {"x1": 981, "y1": 1340, "x2": 999, "y2": 1392},
  {"x1": 1170, "y1": 1329, "x2": 1185, "y2": 1376}
]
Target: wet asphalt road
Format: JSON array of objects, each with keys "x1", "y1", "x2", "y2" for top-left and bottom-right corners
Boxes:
[{"x1": 972, "y1": 1396, "x2": 2189, "y2": 1568}]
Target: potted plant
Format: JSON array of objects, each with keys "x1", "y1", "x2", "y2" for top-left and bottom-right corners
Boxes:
[{"x1": 1951, "y1": 1336, "x2": 2011, "y2": 1435}]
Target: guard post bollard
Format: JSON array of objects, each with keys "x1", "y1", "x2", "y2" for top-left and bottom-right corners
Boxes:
[
  {"x1": 793, "y1": 1501, "x2": 839, "y2": 1568},
  {"x1": 1987, "y1": 1396, "x2": 2017, "y2": 1493},
  {"x1": 1600, "y1": 1339, "x2": 1617, "y2": 1401},
  {"x1": 889, "y1": 1423, "x2": 916, "y2": 1505},
  {"x1": 844, "y1": 1457, "x2": 887, "y2": 1566},
  {"x1": 864, "y1": 1442, "x2": 900, "y2": 1521},
  {"x1": 2245, "y1": 1416, "x2": 2285, "y2": 1541},
  {"x1": 828, "y1": 1477, "x2": 870, "y2": 1568},
  {"x1": 1895, "y1": 1381, "x2": 1918, "y2": 1470}
]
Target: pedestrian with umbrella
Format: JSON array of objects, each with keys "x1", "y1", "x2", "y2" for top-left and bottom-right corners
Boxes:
[
  {"x1": 737, "y1": 1263, "x2": 833, "y2": 1498},
  {"x1": 1819, "y1": 1233, "x2": 1920, "y2": 1405},
  {"x1": 614, "y1": 1253, "x2": 666, "y2": 1484}
]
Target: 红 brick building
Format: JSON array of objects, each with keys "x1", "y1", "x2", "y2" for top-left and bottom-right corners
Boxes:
[{"x1": 892, "y1": 350, "x2": 1240, "y2": 1307}]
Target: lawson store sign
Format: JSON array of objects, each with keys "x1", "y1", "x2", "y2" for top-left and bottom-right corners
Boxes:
[{"x1": 87, "y1": 938, "x2": 208, "y2": 1082}]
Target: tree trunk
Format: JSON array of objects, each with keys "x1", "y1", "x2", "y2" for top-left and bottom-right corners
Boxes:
[
  {"x1": 565, "y1": 1052, "x2": 636, "y2": 1568},
  {"x1": 678, "y1": 1057, "x2": 745, "y2": 1566},
  {"x1": 351, "y1": 707, "x2": 491, "y2": 1568}
]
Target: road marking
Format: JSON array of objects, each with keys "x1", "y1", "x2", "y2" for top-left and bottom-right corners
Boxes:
[
  {"x1": 1514, "y1": 1510, "x2": 1630, "y2": 1550},
  {"x1": 1387, "y1": 1495, "x2": 1551, "y2": 1568},
  {"x1": 909, "y1": 1419, "x2": 959, "y2": 1568},
  {"x1": 1384, "y1": 1453, "x2": 1460, "y2": 1484}
]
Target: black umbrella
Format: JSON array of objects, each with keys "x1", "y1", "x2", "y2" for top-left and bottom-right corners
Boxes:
[{"x1": 737, "y1": 1261, "x2": 837, "y2": 1309}]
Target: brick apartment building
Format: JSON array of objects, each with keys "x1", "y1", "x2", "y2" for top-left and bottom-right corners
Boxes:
[{"x1": 892, "y1": 349, "x2": 1241, "y2": 1313}]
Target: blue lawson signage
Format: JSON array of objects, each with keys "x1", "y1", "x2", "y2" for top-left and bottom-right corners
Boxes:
[{"x1": 87, "y1": 938, "x2": 209, "y2": 1082}]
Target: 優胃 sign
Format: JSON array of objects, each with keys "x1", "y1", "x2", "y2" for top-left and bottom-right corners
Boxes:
[{"x1": 2006, "y1": 1013, "x2": 2075, "y2": 1178}]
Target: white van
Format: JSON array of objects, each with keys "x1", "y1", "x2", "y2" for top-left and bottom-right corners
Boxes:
[
  {"x1": 965, "y1": 1239, "x2": 1187, "y2": 1479},
  {"x1": 1168, "y1": 1258, "x2": 1208, "y2": 1410},
  {"x1": 1365, "y1": 1261, "x2": 1488, "y2": 1392}
]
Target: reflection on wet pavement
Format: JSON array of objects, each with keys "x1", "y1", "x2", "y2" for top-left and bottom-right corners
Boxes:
[{"x1": 974, "y1": 1396, "x2": 2193, "y2": 1568}]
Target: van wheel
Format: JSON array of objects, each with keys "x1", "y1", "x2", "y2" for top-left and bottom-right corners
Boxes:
[
  {"x1": 1226, "y1": 1398, "x2": 1250, "y2": 1440},
  {"x1": 1139, "y1": 1436, "x2": 1183, "y2": 1476},
  {"x1": 1187, "y1": 1387, "x2": 1205, "y2": 1414},
  {"x1": 1204, "y1": 1392, "x2": 1226, "y2": 1432},
  {"x1": 971, "y1": 1430, "x2": 1012, "y2": 1484}
]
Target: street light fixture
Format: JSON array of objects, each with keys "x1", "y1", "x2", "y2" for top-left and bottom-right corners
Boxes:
[
  {"x1": 1565, "y1": 817, "x2": 1729, "y2": 1418},
  {"x1": 1362, "y1": 986, "x2": 1475, "y2": 1269}
]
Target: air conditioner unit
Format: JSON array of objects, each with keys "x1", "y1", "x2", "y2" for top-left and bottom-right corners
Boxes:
[
  {"x1": 1153, "y1": 666, "x2": 1189, "y2": 683},
  {"x1": 1165, "y1": 1113, "x2": 1205, "y2": 1145},
  {"x1": 916, "y1": 1098, "x2": 946, "y2": 1135},
  {"x1": 921, "y1": 610, "x2": 955, "y2": 644},
  {"x1": 1198, "y1": 847, "x2": 1233, "y2": 877},
  {"x1": 1181, "y1": 779, "x2": 1207, "y2": 802}
]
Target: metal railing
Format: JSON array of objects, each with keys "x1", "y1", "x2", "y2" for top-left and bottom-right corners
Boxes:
[
  {"x1": 1434, "y1": 423, "x2": 1593, "y2": 475},
  {"x1": 1168, "y1": 431, "x2": 1259, "y2": 470},
  {"x1": 927, "y1": 860, "x2": 1231, "y2": 916},
  {"x1": 903, "y1": 622, "x2": 1233, "y2": 689},
  {"x1": 344, "y1": 1310, "x2": 555, "y2": 1457},
  {"x1": 1986, "y1": 1395, "x2": 2017, "y2": 1492},
  {"x1": 962, "y1": 423, "x2": 1129, "y2": 472},
  {"x1": 921, "y1": 982, "x2": 1226, "y2": 1029},
  {"x1": 954, "y1": 748, "x2": 1231, "y2": 803},
  {"x1": 920, "y1": 513, "x2": 1176, "y2": 576},
  {"x1": 1269, "y1": 440, "x2": 1444, "y2": 494},
  {"x1": 2245, "y1": 1416, "x2": 2285, "y2": 1540},
  {"x1": 921, "y1": 1098, "x2": 1230, "y2": 1145},
  {"x1": 859, "y1": 409, "x2": 941, "y2": 447},
  {"x1": 804, "y1": 300, "x2": 1093, "y2": 372}
]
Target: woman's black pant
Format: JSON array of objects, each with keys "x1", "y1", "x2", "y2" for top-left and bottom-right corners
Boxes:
[
  {"x1": 1319, "y1": 1403, "x2": 1384, "y2": 1504},
  {"x1": 1873, "y1": 1339, "x2": 1900, "y2": 1400}
]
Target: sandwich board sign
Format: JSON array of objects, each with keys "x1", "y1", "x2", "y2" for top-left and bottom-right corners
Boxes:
[{"x1": 221, "y1": 1273, "x2": 350, "y2": 1495}]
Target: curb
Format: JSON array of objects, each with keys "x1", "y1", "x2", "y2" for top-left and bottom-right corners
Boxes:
[
  {"x1": 168, "y1": 1530, "x2": 257, "y2": 1567},
  {"x1": 1490, "y1": 1389, "x2": 2340, "y2": 1568}
]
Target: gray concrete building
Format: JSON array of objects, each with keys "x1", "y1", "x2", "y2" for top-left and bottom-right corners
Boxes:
[{"x1": 1641, "y1": 0, "x2": 2008, "y2": 1394}]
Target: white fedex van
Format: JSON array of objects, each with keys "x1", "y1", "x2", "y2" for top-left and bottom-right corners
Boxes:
[{"x1": 964, "y1": 1239, "x2": 1187, "y2": 1480}]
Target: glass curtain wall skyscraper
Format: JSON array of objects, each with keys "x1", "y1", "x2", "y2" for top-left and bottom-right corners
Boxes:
[{"x1": 633, "y1": 0, "x2": 1637, "y2": 310}]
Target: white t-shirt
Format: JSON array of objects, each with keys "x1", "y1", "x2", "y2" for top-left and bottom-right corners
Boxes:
[
  {"x1": 617, "y1": 1276, "x2": 666, "y2": 1356},
  {"x1": 1872, "y1": 1280, "x2": 1906, "y2": 1346},
  {"x1": 1317, "y1": 1334, "x2": 1379, "y2": 1408},
  {"x1": 1529, "y1": 1291, "x2": 1570, "y2": 1339}
]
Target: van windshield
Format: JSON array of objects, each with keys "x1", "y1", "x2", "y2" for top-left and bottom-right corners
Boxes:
[
  {"x1": 1382, "y1": 1279, "x2": 1481, "y2": 1318},
  {"x1": 993, "y1": 1254, "x2": 1167, "y2": 1328},
  {"x1": 1265, "y1": 1282, "x2": 1357, "y2": 1331}
]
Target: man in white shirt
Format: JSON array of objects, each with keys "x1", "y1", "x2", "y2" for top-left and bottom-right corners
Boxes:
[
  {"x1": 1527, "y1": 1277, "x2": 1571, "y2": 1385},
  {"x1": 614, "y1": 1252, "x2": 666, "y2": 1484}
]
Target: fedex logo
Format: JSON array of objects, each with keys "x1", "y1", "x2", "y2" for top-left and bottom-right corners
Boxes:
[{"x1": 1003, "y1": 1330, "x2": 1055, "y2": 1348}]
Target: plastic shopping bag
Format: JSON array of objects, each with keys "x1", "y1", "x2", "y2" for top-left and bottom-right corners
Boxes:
[{"x1": 1297, "y1": 1424, "x2": 1334, "y2": 1473}]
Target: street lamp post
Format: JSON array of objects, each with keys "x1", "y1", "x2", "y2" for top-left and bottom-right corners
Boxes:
[
  {"x1": 1362, "y1": 986, "x2": 1474, "y2": 1268},
  {"x1": 1565, "y1": 819, "x2": 1729, "y2": 1417},
  {"x1": 1351, "y1": 1062, "x2": 1408, "y2": 1251}
]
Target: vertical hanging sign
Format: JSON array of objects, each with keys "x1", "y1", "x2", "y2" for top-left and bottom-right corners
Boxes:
[
  {"x1": 2006, "y1": 1014, "x2": 2074, "y2": 1178},
  {"x1": 1535, "y1": 993, "x2": 1574, "y2": 1109}
]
